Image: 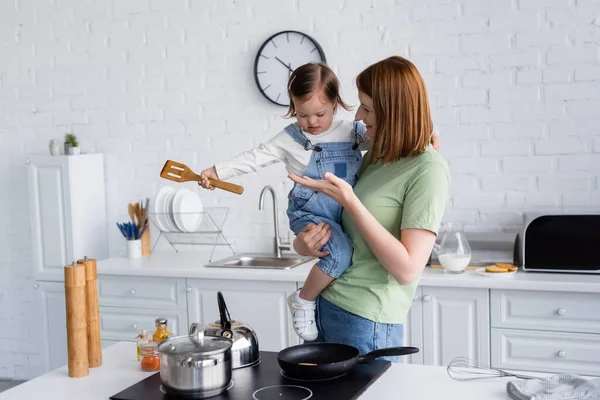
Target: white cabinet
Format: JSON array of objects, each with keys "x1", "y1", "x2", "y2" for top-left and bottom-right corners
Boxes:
[
  {"x1": 401, "y1": 287, "x2": 424, "y2": 365},
  {"x1": 97, "y1": 276, "x2": 187, "y2": 310},
  {"x1": 491, "y1": 329, "x2": 600, "y2": 376},
  {"x1": 27, "y1": 154, "x2": 108, "y2": 281},
  {"x1": 491, "y1": 289, "x2": 600, "y2": 375},
  {"x1": 186, "y1": 279, "x2": 299, "y2": 351},
  {"x1": 34, "y1": 281, "x2": 67, "y2": 372},
  {"x1": 99, "y1": 307, "x2": 188, "y2": 341},
  {"x1": 421, "y1": 286, "x2": 490, "y2": 366}
]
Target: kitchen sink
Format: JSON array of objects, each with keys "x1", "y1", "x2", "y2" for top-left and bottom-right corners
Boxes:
[{"x1": 205, "y1": 253, "x2": 315, "y2": 270}]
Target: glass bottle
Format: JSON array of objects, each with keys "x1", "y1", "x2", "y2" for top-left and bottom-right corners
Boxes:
[
  {"x1": 135, "y1": 329, "x2": 149, "y2": 361},
  {"x1": 140, "y1": 342, "x2": 160, "y2": 372},
  {"x1": 433, "y1": 222, "x2": 472, "y2": 274},
  {"x1": 152, "y1": 318, "x2": 172, "y2": 343}
]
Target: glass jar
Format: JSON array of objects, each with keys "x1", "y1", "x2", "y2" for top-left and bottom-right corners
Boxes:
[
  {"x1": 135, "y1": 329, "x2": 149, "y2": 361},
  {"x1": 434, "y1": 222, "x2": 472, "y2": 274},
  {"x1": 152, "y1": 317, "x2": 172, "y2": 344},
  {"x1": 140, "y1": 342, "x2": 160, "y2": 372}
]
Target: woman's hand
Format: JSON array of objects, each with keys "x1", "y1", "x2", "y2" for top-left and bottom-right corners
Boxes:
[
  {"x1": 293, "y1": 222, "x2": 331, "y2": 257},
  {"x1": 198, "y1": 167, "x2": 219, "y2": 190},
  {"x1": 288, "y1": 172, "x2": 357, "y2": 209}
]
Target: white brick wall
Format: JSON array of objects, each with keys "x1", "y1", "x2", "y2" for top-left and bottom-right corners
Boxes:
[{"x1": 1, "y1": 0, "x2": 599, "y2": 380}]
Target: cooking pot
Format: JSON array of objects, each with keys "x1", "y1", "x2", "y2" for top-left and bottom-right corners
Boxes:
[
  {"x1": 156, "y1": 333, "x2": 232, "y2": 397},
  {"x1": 189, "y1": 291, "x2": 260, "y2": 369}
]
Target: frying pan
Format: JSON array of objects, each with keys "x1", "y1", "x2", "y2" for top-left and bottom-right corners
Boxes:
[{"x1": 278, "y1": 343, "x2": 419, "y2": 380}]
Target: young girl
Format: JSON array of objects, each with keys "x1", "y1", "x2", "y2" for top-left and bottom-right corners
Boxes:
[{"x1": 198, "y1": 62, "x2": 367, "y2": 341}]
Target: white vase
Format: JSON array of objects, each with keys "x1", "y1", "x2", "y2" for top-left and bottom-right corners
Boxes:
[
  {"x1": 127, "y1": 239, "x2": 142, "y2": 259},
  {"x1": 68, "y1": 147, "x2": 81, "y2": 155}
]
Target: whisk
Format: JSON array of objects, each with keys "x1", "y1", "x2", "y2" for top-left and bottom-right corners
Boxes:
[{"x1": 447, "y1": 357, "x2": 537, "y2": 381}]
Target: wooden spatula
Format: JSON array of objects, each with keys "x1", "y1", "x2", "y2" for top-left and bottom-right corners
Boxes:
[{"x1": 160, "y1": 160, "x2": 244, "y2": 195}]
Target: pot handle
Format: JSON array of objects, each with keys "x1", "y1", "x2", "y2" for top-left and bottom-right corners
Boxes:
[
  {"x1": 180, "y1": 357, "x2": 219, "y2": 368},
  {"x1": 358, "y1": 346, "x2": 420, "y2": 363}
]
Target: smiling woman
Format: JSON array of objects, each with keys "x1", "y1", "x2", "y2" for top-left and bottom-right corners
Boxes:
[{"x1": 291, "y1": 56, "x2": 450, "y2": 361}]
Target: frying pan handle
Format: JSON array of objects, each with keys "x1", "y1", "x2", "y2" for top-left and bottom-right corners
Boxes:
[
  {"x1": 359, "y1": 346, "x2": 420, "y2": 363},
  {"x1": 208, "y1": 178, "x2": 244, "y2": 195}
]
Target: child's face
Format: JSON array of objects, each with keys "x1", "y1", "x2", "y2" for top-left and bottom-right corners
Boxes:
[
  {"x1": 355, "y1": 91, "x2": 376, "y2": 138},
  {"x1": 293, "y1": 91, "x2": 335, "y2": 135}
]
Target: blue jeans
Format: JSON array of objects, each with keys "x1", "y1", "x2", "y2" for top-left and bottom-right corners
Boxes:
[{"x1": 315, "y1": 296, "x2": 405, "y2": 362}]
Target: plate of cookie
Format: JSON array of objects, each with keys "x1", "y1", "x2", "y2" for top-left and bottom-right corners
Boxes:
[{"x1": 475, "y1": 263, "x2": 518, "y2": 277}]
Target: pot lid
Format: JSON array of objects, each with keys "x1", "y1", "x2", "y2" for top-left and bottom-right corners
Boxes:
[{"x1": 157, "y1": 334, "x2": 232, "y2": 356}]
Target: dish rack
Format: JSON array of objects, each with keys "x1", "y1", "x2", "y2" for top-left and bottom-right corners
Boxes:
[{"x1": 148, "y1": 207, "x2": 234, "y2": 261}]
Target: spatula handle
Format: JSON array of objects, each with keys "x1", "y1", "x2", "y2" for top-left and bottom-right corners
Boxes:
[{"x1": 208, "y1": 178, "x2": 244, "y2": 195}]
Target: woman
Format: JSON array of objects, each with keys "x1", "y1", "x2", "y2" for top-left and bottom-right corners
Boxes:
[{"x1": 289, "y1": 56, "x2": 450, "y2": 361}]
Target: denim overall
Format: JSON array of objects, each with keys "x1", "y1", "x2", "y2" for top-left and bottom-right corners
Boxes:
[{"x1": 285, "y1": 122, "x2": 366, "y2": 278}]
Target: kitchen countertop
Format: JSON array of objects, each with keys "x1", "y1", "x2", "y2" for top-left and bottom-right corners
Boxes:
[
  {"x1": 97, "y1": 251, "x2": 600, "y2": 293},
  {"x1": 0, "y1": 342, "x2": 521, "y2": 400}
]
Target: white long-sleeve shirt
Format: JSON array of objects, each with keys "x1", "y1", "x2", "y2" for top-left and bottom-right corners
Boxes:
[{"x1": 215, "y1": 120, "x2": 368, "y2": 180}]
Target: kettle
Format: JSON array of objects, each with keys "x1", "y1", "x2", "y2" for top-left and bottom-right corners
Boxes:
[{"x1": 189, "y1": 291, "x2": 260, "y2": 369}]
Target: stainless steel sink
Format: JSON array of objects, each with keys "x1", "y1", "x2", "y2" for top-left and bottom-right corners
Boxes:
[{"x1": 205, "y1": 253, "x2": 315, "y2": 270}]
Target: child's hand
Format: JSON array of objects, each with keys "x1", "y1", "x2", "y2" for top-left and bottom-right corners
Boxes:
[{"x1": 198, "y1": 167, "x2": 219, "y2": 190}]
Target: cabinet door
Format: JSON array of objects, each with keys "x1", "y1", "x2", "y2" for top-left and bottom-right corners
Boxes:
[
  {"x1": 35, "y1": 281, "x2": 68, "y2": 373},
  {"x1": 186, "y1": 279, "x2": 299, "y2": 351},
  {"x1": 99, "y1": 307, "x2": 188, "y2": 341},
  {"x1": 28, "y1": 157, "x2": 71, "y2": 281},
  {"x1": 422, "y1": 286, "x2": 490, "y2": 366},
  {"x1": 401, "y1": 287, "x2": 424, "y2": 365}
]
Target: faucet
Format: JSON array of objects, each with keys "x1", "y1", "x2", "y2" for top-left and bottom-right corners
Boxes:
[{"x1": 258, "y1": 185, "x2": 290, "y2": 258}]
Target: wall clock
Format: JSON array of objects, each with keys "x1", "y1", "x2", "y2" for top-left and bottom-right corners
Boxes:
[{"x1": 254, "y1": 30, "x2": 327, "y2": 107}]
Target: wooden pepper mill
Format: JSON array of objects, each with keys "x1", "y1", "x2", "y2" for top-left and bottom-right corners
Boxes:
[
  {"x1": 64, "y1": 262, "x2": 89, "y2": 378},
  {"x1": 78, "y1": 256, "x2": 102, "y2": 368}
]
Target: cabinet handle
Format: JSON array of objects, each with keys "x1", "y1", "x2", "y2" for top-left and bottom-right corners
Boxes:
[
  {"x1": 413, "y1": 294, "x2": 420, "y2": 301},
  {"x1": 131, "y1": 323, "x2": 138, "y2": 330},
  {"x1": 33, "y1": 283, "x2": 39, "y2": 289},
  {"x1": 557, "y1": 308, "x2": 566, "y2": 316},
  {"x1": 557, "y1": 350, "x2": 567, "y2": 358},
  {"x1": 186, "y1": 287, "x2": 192, "y2": 293},
  {"x1": 422, "y1": 295, "x2": 431, "y2": 302},
  {"x1": 129, "y1": 289, "x2": 136, "y2": 295},
  {"x1": 25, "y1": 159, "x2": 31, "y2": 165}
]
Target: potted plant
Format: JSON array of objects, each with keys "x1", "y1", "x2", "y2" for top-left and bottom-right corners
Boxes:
[{"x1": 64, "y1": 133, "x2": 80, "y2": 155}]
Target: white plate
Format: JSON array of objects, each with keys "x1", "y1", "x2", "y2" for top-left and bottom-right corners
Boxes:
[
  {"x1": 154, "y1": 186, "x2": 175, "y2": 232},
  {"x1": 163, "y1": 190, "x2": 178, "y2": 232},
  {"x1": 475, "y1": 267, "x2": 517, "y2": 278},
  {"x1": 172, "y1": 189, "x2": 203, "y2": 232}
]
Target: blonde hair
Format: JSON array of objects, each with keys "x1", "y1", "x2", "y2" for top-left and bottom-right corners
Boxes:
[
  {"x1": 356, "y1": 56, "x2": 433, "y2": 163},
  {"x1": 286, "y1": 62, "x2": 351, "y2": 118}
]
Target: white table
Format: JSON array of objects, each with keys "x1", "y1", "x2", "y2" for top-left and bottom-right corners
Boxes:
[{"x1": 0, "y1": 342, "x2": 521, "y2": 399}]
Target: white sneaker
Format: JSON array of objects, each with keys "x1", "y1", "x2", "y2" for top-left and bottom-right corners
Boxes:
[{"x1": 287, "y1": 289, "x2": 318, "y2": 341}]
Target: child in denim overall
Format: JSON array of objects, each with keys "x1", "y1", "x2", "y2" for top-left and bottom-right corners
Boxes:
[{"x1": 198, "y1": 62, "x2": 366, "y2": 341}]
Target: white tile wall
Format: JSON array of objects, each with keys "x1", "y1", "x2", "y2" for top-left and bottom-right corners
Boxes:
[{"x1": 1, "y1": 0, "x2": 599, "y2": 379}]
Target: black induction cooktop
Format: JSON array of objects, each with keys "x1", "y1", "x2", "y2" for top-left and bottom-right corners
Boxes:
[{"x1": 110, "y1": 351, "x2": 391, "y2": 400}]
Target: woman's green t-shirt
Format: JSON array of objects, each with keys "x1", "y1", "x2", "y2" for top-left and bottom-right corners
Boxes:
[{"x1": 321, "y1": 146, "x2": 450, "y2": 324}]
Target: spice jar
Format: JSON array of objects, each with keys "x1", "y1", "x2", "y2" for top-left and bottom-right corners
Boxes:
[
  {"x1": 140, "y1": 342, "x2": 160, "y2": 372},
  {"x1": 152, "y1": 317, "x2": 172, "y2": 343},
  {"x1": 135, "y1": 329, "x2": 149, "y2": 361}
]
